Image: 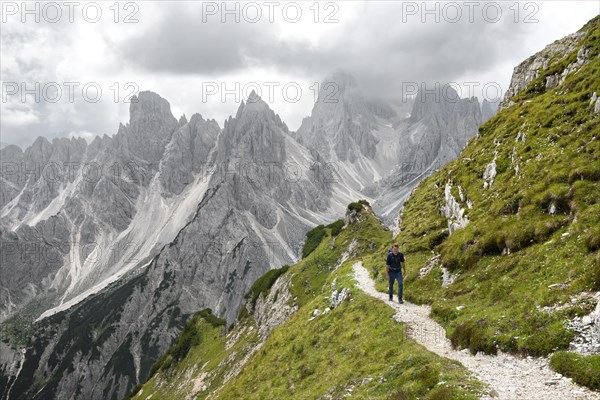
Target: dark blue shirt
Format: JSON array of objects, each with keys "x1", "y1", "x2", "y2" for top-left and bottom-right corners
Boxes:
[{"x1": 386, "y1": 251, "x2": 405, "y2": 271}]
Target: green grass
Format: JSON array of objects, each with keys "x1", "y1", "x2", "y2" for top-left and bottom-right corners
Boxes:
[
  {"x1": 128, "y1": 206, "x2": 487, "y2": 399},
  {"x1": 550, "y1": 352, "x2": 600, "y2": 390},
  {"x1": 218, "y1": 262, "x2": 484, "y2": 400},
  {"x1": 129, "y1": 313, "x2": 262, "y2": 400},
  {"x1": 382, "y1": 15, "x2": 600, "y2": 365}
]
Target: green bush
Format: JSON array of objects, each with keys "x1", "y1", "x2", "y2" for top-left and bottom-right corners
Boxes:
[
  {"x1": 568, "y1": 166, "x2": 600, "y2": 184},
  {"x1": 198, "y1": 308, "x2": 226, "y2": 328},
  {"x1": 517, "y1": 317, "x2": 573, "y2": 356},
  {"x1": 427, "y1": 386, "x2": 456, "y2": 400},
  {"x1": 550, "y1": 352, "x2": 600, "y2": 390},
  {"x1": 302, "y1": 225, "x2": 326, "y2": 258},
  {"x1": 504, "y1": 225, "x2": 535, "y2": 252},
  {"x1": 495, "y1": 157, "x2": 510, "y2": 174},
  {"x1": 411, "y1": 364, "x2": 439, "y2": 390},
  {"x1": 449, "y1": 319, "x2": 497, "y2": 355},
  {"x1": 170, "y1": 327, "x2": 201, "y2": 361},
  {"x1": 431, "y1": 303, "x2": 459, "y2": 324},
  {"x1": 245, "y1": 265, "x2": 290, "y2": 311},
  {"x1": 347, "y1": 202, "x2": 364, "y2": 213},
  {"x1": 326, "y1": 219, "x2": 344, "y2": 237},
  {"x1": 147, "y1": 308, "x2": 226, "y2": 378},
  {"x1": 427, "y1": 229, "x2": 449, "y2": 249},
  {"x1": 585, "y1": 225, "x2": 600, "y2": 252},
  {"x1": 533, "y1": 183, "x2": 572, "y2": 214}
]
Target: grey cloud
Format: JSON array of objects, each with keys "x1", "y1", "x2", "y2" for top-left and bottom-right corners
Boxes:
[
  {"x1": 115, "y1": 7, "x2": 277, "y2": 75},
  {"x1": 114, "y1": 2, "x2": 536, "y2": 97}
]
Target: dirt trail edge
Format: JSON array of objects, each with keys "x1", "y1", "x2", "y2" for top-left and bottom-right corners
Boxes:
[{"x1": 352, "y1": 261, "x2": 600, "y2": 400}]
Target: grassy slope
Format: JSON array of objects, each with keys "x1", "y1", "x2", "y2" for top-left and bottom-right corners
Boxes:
[
  {"x1": 371, "y1": 15, "x2": 600, "y2": 385},
  {"x1": 129, "y1": 208, "x2": 486, "y2": 399}
]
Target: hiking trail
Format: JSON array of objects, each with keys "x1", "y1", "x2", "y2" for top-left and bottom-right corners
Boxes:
[{"x1": 352, "y1": 261, "x2": 600, "y2": 400}]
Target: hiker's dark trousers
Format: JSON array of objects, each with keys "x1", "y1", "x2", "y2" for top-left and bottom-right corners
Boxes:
[{"x1": 388, "y1": 270, "x2": 403, "y2": 300}]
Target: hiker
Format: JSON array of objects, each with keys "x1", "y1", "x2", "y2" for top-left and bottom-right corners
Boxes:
[{"x1": 386, "y1": 243, "x2": 406, "y2": 304}]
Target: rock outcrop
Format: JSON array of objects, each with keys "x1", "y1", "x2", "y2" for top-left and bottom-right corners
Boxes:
[{"x1": 499, "y1": 32, "x2": 586, "y2": 110}]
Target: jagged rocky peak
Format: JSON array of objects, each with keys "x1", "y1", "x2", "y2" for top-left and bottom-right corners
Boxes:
[
  {"x1": 16, "y1": 135, "x2": 87, "y2": 176},
  {"x1": 409, "y1": 84, "x2": 480, "y2": 124},
  {"x1": 159, "y1": 112, "x2": 221, "y2": 195},
  {"x1": 481, "y1": 98, "x2": 500, "y2": 123},
  {"x1": 326, "y1": 68, "x2": 359, "y2": 91},
  {"x1": 129, "y1": 90, "x2": 176, "y2": 123},
  {"x1": 233, "y1": 91, "x2": 279, "y2": 121},
  {"x1": 315, "y1": 69, "x2": 371, "y2": 117},
  {"x1": 218, "y1": 91, "x2": 287, "y2": 162},
  {"x1": 295, "y1": 69, "x2": 379, "y2": 161},
  {"x1": 179, "y1": 113, "x2": 188, "y2": 126},
  {"x1": 24, "y1": 136, "x2": 53, "y2": 161},
  {"x1": 116, "y1": 90, "x2": 179, "y2": 164}
]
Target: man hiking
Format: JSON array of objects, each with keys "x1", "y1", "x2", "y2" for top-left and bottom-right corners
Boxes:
[{"x1": 386, "y1": 243, "x2": 406, "y2": 303}]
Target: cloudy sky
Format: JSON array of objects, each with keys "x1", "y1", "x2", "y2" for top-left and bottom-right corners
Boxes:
[{"x1": 1, "y1": 1, "x2": 598, "y2": 148}]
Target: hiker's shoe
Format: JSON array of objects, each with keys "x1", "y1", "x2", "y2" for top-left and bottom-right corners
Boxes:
[
  {"x1": 389, "y1": 297, "x2": 393, "y2": 302},
  {"x1": 398, "y1": 299, "x2": 404, "y2": 304}
]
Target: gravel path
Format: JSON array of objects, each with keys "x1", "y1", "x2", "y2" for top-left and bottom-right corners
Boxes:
[{"x1": 352, "y1": 261, "x2": 600, "y2": 400}]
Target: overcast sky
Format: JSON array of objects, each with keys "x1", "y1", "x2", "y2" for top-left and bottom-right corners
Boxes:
[{"x1": 1, "y1": 1, "x2": 598, "y2": 148}]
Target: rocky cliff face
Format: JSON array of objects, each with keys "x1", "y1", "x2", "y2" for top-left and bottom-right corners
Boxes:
[
  {"x1": 481, "y1": 98, "x2": 500, "y2": 123},
  {"x1": 498, "y1": 31, "x2": 587, "y2": 110},
  {"x1": 370, "y1": 85, "x2": 481, "y2": 224},
  {"x1": 0, "y1": 92, "x2": 194, "y2": 330},
  {"x1": 295, "y1": 74, "x2": 482, "y2": 225},
  {"x1": 295, "y1": 70, "x2": 379, "y2": 163}
]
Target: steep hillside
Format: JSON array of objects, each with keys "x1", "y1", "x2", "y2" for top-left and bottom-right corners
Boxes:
[
  {"x1": 384, "y1": 15, "x2": 600, "y2": 387},
  {"x1": 127, "y1": 205, "x2": 486, "y2": 399}
]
